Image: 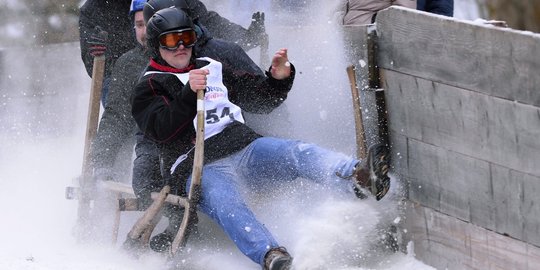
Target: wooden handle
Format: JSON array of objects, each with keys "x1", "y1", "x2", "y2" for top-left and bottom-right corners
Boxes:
[
  {"x1": 191, "y1": 89, "x2": 205, "y2": 191},
  {"x1": 82, "y1": 55, "x2": 106, "y2": 178},
  {"x1": 76, "y1": 54, "x2": 106, "y2": 237},
  {"x1": 170, "y1": 88, "x2": 205, "y2": 256}
]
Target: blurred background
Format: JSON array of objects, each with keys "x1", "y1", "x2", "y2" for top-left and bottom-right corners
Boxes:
[
  {"x1": 0, "y1": 0, "x2": 539, "y2": 48},
  {"x1": 0, "y1": 0, "x2": 540, "y2": 47}
]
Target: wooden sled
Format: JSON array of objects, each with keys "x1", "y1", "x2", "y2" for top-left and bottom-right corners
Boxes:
[{"x1": 67, "y1": 88, "x2": 205, "y2": 259}]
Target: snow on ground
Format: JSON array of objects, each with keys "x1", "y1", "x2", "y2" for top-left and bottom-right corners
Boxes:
[{"x1": 0, "y1": 135, "x2": 435, "y2": 270}]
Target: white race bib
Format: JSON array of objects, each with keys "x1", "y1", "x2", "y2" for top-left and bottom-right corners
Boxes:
[
  {"x1": 145, "y1": 58, "x2": 246, "y2": 174},
  {"x1": 195, "y1": 57, "x2": 245, "y2": 139}
]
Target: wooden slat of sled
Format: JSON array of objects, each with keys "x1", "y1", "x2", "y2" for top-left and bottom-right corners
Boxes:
[
  {"x1": 100, "y1": 181, "x2": 189, "y2": 208},
  {"x1": 101, "y1": 181, "x2": 189, "y2": 247}
]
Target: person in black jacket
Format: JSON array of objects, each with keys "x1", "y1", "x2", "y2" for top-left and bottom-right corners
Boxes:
[
  {"x1": 90, "y1": 0, "x2": 150, "y2": 184},
  {"x1": 79, "y1": 0, "x2": 132, "y2": 105},
  {"x1": 79, "y1": 0, "x2": 266, "y2": 105},
  {"x1": 132, "y1": 7, "x2": 391, "y2": 270},
  {"x1": 89, "y1": 0, "x2": 271, "y2": 251}
]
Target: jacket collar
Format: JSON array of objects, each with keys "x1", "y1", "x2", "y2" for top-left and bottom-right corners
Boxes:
[{"x1": 149, "y1": 58, "x2": 195, "y2": 73}]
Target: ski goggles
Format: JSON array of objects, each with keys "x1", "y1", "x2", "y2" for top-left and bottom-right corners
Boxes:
[{"x1": 158, "y1": 29, "x2": 197, "y2": 50}]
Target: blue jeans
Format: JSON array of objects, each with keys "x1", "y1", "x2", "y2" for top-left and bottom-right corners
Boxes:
[{"x1": 185, "y1": 137, "x2": 359, "y2": 265}]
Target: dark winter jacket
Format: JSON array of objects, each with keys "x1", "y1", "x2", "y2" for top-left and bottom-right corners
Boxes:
[
  {"x1": 79, "y1": 0, "x2": 255, "y2": 78},
  {"x1": 417, "y1": 0, "x2": 453, "y2": 16},
  {"x1": 131, "y1": 58, "x2": 295, "y2": 195},
  {"x1": 79, "y1": 0, "x2": 134, "y2": 78}
]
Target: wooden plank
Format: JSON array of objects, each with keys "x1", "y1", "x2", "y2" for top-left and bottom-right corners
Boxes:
[
  {"x1": 382, "y1": 58, "x2": 540, "y2": 247},
  {"x1": 376, "y1": 7, "x2": 540, "y2": 107},
  {"x1": 405, "y1": 203, "x2": 471, "y2": 270},
  {"x1": 404, "y1": 202, "x2": 540, "y2": 270},
  {"x1": 486, "y1": 230, "x2": 528, "y2": 270},
  {"x1": 388, "y1": 133, "x2": 409, "y2": 193},
  {"x1": 100, "y1": 180, "x2": 189, "y2": 207},
  {"x1": 383, "y1": 70, "x2": 540, "y2": 177},
  {"x1": 490, "y1": 164, "x2": 526, "y2": 243},
  {"x1": 405, "y1": 138, "x2": 540, "y2": 246},
  {"x1": 407, "y1": 138, "x2": 493, "y2": 224},
  {"x1": 407, "y1": 139, "x2": 442, "y2": 210},
  {"x1": 520, "y1": 171, "x2": 540, "y2": 247},
  {"x1": 527, "y1": 244, "x2": 540, "y2": 270}
]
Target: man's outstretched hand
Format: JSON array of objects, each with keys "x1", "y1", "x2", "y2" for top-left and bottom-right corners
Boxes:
[{"x1": 270, "y1": 48, "x2": 291, "y2": 80}]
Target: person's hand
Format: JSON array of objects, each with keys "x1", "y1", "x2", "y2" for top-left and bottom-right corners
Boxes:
[
  {"x1": 88, "y1": 26, "x2": 108, "y2": 57},
  {"x1": 245, "y1": 11, "x2": 267, "y2": 47},
  {"x1": 270, "y1": 48, "x2": 291, "y2": 80},
  {"x1": 189, "y1": 69, "x2": 209, "y2": 92}
]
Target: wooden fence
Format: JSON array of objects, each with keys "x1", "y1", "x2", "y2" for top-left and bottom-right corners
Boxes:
[{"x1": 345, "y1": 6, "x2": 540, "y2": 270}]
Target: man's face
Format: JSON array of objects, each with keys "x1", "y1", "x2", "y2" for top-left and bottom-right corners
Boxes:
[
  {"x1": 159, "y1": 46, "x2": 192, "y2": 69},
  {"x1": 134, "y1": 11, "x2": 146, "y2": 46}
]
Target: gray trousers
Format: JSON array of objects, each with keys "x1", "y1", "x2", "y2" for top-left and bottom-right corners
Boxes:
[{"x1": 341, "y1": 0, "x2": 417, "y2": 25}]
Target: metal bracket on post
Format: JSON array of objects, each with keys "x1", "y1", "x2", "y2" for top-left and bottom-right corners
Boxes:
[{"x1": 367, "y1": 28, "x2": 390, "y2": 148}]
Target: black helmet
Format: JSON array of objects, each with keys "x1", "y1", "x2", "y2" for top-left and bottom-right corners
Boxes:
[
  {"x1": 146, "y1": 7, "x2": 196, "y2": 59},
  {"x1": 143, "y1": 0, "x2": 193, "y2": 24}
]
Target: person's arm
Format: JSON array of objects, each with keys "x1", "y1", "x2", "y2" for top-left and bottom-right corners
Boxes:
[
  {"x1": 79, "y1": 12, "x2": 96, "y2": 77},
  {"x1": 224, "y1": 49, "x2": 295, "y2": 114},
  {"x1": 90, "y1": 50, "x2": 144, "y2": 172},
  {"x1": 132, "y1": 74, "x2": 197, "y2": 143},
  {"x1": 189, "y1": 0, "x2": 263, "y2": 50},
  {"x1": 201, "y1": 38, "x2": 264, "y2": 76}
]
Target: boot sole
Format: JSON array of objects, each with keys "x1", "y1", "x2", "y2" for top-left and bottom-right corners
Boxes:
[
  {"x1": 269, "y1": 257, "x2": 293, "y2": 270},
  {"x1": 367, "y1": 143, "x2": 391, "y2": 200}
]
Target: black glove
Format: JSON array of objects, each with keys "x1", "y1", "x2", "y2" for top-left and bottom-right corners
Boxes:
[
  {"x1": 245, "y1": 11, "x2": 267, "y2": 47},
  {"x1": 88, "y1": 26, "x2": 108, "y2": 57}
]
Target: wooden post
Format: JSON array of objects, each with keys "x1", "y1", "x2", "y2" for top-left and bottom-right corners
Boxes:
[{"x1": 346, "y1": 65, "x2": 367, "y2": 160}]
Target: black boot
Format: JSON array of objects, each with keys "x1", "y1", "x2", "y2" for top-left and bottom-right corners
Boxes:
[
  {"x1": 149, "y1": 207, "x2": 183, "y2": 253},
  {"x1": 263, "y1": 247, "x2": 293, "y2": 270},
  {"x1": 352, "y1": 143, "x2": 390, "y2": 200},
  {"x1": 149, "y1": 232, "x2": 173, "y2": 253}
]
